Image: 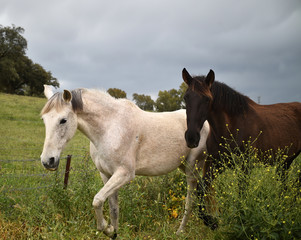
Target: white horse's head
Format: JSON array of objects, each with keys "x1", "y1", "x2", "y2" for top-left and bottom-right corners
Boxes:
[{"x1": 40, "y1": 85, "x2": 82, "y2": 170}]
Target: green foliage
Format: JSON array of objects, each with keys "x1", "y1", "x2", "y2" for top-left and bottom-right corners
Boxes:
[
  {"x1": 156, "y1": 88, "x2": 183, "y2": 112},
  {"x1": 178, "y1": 82, "x2": 188, "y2": 103},
  {"x1": 132, "y1": 93, "x2": 155, "y2": 111},
  {"x1": 203, "y1": 135, "x2": 301, "y2": 240},
  {"x1": 132, "y1": 82, "x2": 188, "y2": 112},
  {"x1": 0, "y1": 25, "x2": 59, "y2": 96},
  {"x1": 0, "y1": 25, "x2": 27, "y2": 59},
  {"x1": 107, "y1": 88, "x2": 127, "y2": 99},
  {"x1": 155, "y1": 82, "x2": 187, "y2": 112}
]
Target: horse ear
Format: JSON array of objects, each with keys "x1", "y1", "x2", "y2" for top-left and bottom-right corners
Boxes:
[
  {"x1": 63, "y1": 90, "x2": 72, "y2": 103},
  {"x1": 205, "y1": 69, "x2": 215, "y2": 88},
  {"x1": 182, "y1": 68, "x2": 193, "y2": 86},
  {"x1": 44, "y1": 85, "x2": 54, "y2": 99}
]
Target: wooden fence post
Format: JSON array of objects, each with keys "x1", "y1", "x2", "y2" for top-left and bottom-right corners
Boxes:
[{"x1": 63, "y1": 155, "x2": 72, "y2": 189}]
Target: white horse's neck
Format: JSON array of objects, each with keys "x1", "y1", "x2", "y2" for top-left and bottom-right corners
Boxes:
[{"x1": 76, "y1": 89, "x2": 138, "y2": 146}]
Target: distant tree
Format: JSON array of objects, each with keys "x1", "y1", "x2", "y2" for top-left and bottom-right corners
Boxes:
[
  {"x1": 156, "y1": 88, "x2": 183, "y2": 112},
  {"x1": 0, "y1": 25, "x2": 59, "y2": 96},
  {"x1": 133, "y1": 93, "x2": 155, "y2": 111},
  {"x1": 107, "y1": 88, "x2": 127, "y2": 99},
  {"x1": 178, "y1": 82, "x2": 188, "y2": 108}
]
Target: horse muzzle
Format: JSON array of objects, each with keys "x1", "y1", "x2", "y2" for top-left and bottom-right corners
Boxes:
[
  {"x1": 185, "y1": 129, "x2": 200, "y2": 148},
  {"x1": 41, "y1": 156, "x2": 60, "y2": 171}
]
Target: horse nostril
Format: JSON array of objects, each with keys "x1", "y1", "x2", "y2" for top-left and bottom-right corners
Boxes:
[{"x1": 49, "y1": 157, "x2": 55, "y2": 166}]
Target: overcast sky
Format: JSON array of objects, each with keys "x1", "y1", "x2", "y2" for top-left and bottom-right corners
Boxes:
[{"x1": 1, "y1": 0, "x2": 300, "y2": 104}]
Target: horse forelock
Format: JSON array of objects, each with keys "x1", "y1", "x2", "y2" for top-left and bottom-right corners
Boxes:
[
  {"x1": 192, "y1": 76, "x2": 213, "y2": 101},
  {"x1": 41, "y1": 89, "x2": 83, "y2": 115}
]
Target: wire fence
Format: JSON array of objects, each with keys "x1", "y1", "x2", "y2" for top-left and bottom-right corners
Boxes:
[{"x1": 0, "y1": 154, "x2": 97, "y2": 193}]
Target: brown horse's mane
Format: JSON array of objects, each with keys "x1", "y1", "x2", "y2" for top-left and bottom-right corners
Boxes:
[{"x1": 194, "y1": 76, "x2": 251, "y2": 116}]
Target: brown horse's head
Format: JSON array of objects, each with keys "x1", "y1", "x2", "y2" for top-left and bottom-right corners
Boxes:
[{"x1": 182, "y1": 68, "x2": 215, "y2": 148}]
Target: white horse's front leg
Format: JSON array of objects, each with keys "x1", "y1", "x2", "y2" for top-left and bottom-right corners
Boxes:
[
  {"x1": 177, "y1": 154, "x2": 204, "y2": 235},
  {"x1": 176, "y1": 173, "x2": 198, "y2": 234},
  {"x1": 93, "y1": 169, "x2": 134, "y2": 238},
  {"x1": 108, "y1": 191, "x2": 119, "y2": 232}
]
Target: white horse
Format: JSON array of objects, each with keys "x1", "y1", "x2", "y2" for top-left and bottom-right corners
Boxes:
[{"x1": 40, "y1": 85, "x2": 209, "y2": 239}]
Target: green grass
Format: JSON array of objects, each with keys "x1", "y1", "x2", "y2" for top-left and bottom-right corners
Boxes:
[{"x1": 0, "y1": 92, "x2": 300, "y2": 240}]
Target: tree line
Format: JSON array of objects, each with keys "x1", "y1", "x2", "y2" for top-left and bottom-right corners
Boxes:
[
  {"x1": 0, "y1": 25, "x2": 187, "y2": 111},
  {"x1": 107, "y1": 82, "x2": 187, "y2": 112}
]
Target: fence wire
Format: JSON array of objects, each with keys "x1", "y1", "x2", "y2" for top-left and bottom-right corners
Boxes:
[{"x1": 0, "y1": 155, "x2": 97, "y2": 193}]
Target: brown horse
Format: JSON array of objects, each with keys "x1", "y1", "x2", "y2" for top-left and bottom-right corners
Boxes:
[{"x1": 182, "y1": 68, "x2": 301, "y2": 229}]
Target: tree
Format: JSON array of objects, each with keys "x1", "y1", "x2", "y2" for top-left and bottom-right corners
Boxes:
[
  {"x1": 0, "y1": 25, "x2": 27, "y2": 59},
  {"x1": 0, "y1": 25, "x2": 59, "y2": 96},
  {"x1": 156, "y1": 88, "x2": 183, "y2": 112},
  {"x1": 178, "y1": 82, "x2": 188, "y2": 108},
  {"x1": 0, "y1": 58, "x2": 20, "y2": 93},
  {"x1": 107, "y1": 88, "x2": 127, "y2": 99},
  {"x1": 132, "y1": 93, "x2": 155, "y2": 111},
  {"x1": 22, "y1": 59, "x2": 58, "y2": 96}
]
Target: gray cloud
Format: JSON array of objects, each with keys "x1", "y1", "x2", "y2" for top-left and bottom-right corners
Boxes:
[{"x1": 1, "y1": 0, "x2": 300, "y2": 103}]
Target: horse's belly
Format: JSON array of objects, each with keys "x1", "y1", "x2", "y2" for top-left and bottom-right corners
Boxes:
[
  {"x1": 135, "y1": 161, "x2": 180, "y2": 176},
  {"x1": 135, "y1": 149, "x2": 188, "y2": 176}
]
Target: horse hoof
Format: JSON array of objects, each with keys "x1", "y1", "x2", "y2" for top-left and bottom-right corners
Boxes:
[
  {"x1": 104, "y1": 225, "x2": 115, "y2": 238},
  {"x1": 203, "y1": 215, "x2": 218, "y2": 230},
  {"x1": 111, "y1": 232, "x2": 118, "y2": 240}
]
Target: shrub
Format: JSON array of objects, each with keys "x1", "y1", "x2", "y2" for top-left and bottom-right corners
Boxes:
[{"x1": 203, "y1": 135, "x2": 301, "y2": 240}]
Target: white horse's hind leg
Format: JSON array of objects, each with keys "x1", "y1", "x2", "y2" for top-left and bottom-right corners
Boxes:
[{"x1": 93, "y1": 169, "x2": 134, "y2": 238}]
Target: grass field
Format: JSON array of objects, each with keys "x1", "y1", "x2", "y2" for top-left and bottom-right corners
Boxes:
[{"x1": 0, "y1": 92, "x2": 300, "y2": 240}]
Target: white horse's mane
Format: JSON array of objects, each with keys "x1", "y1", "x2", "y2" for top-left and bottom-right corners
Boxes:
[
  {"x1": 41, "y1": 88, "x2": 138, "y2": 115},
  {"x1": 82, "y1": 88, "x2": 139, "y2": 109}
]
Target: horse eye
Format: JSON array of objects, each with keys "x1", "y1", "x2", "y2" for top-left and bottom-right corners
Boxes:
[{"x1": 60, "y1": 118, "x2": 67, "y2": 124}]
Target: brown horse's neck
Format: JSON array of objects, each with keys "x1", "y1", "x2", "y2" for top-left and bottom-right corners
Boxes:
[
  {"x1": 206, "y1": 107, "x2": 251, "y2": 159},
  {"x1": 207, "y1": 110, "x2": 234, "y2": 139},
  {"x1": 207, "y1": 97, "x2": 258, "y2": 143}
]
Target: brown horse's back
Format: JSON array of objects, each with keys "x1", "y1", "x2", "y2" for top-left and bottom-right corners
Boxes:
[{"x1": 248, "y1": 101, "x2": 301, "y2": 159}]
